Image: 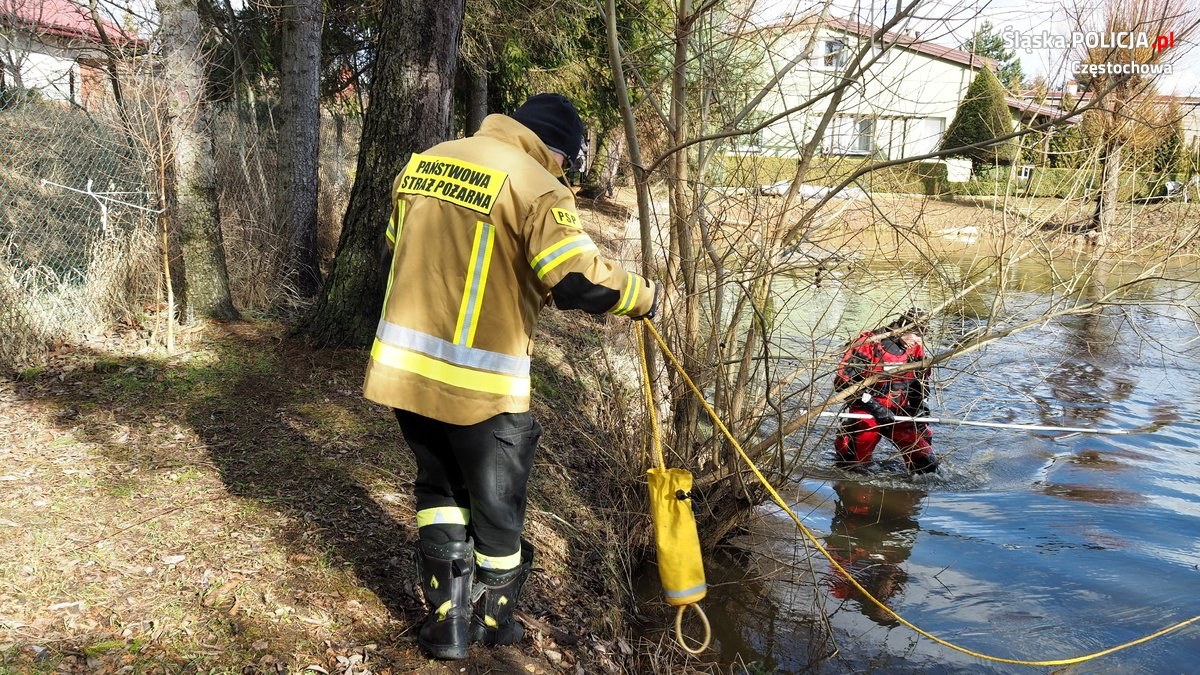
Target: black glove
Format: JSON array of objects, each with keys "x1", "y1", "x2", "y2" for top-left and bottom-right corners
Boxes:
[
  {"x1": 635, "y1": 280, "x2": 660, "y2": 321},
  {"x1": 903, "y1": 400, "x2": 930, "y2": 418},
  {"x1": 906, "y1": 380, "x2": 929, "y2": 417},
  {"x1": 859, "y1": 393, "x2": 896, "y2": 425}
]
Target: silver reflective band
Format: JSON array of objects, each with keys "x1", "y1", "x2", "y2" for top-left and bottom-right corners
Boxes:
[
  {"x1": 531, "y1": 235, "x2": 596, "y2": 279},
  {"x1": 376, "y1": 321, "x2": 530, "y2": 376},
  {"x1": 664, "y1": 582, "x2": 707, "y2": 600}
]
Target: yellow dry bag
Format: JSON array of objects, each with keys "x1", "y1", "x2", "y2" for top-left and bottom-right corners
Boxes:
[
  {"x1": 647, "y1": 467, "x2": 707, "y2": 606},
  {"x1": 638, "y1": 322, "x2": 711, "y2": 653}
]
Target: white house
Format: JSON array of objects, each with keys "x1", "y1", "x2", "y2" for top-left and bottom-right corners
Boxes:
[
  {"x1": 740, "y1": 14, "x2": 997, "y2": 161},
  {"x1": 0, "y1": 0, "x2": 138, "y2": 109}
]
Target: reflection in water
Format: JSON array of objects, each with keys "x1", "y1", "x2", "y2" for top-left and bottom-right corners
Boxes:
[
  {"x1": 823, "y1": 481, "x2": 925, "y2": 626},
  {"x1": 1040, "y1": 482, "x2": 1145, "y2": 506},
  {"x1": 691, "y1": 546, "x2": 835, "y2": 674}
]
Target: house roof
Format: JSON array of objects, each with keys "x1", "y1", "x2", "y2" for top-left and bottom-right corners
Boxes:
[
  {"x1": 1022, "y1": 90, "x2": 1200, "y2": 107},
  {"x1": 1006, "y1": 96, "x2": 1080, "y2": 123},
  {"x1": 755, "y1": 13, "x2": 997, "y2": 71},
  {"x1": 0, "y1": 0, "x2": 139, "y2": 46},
  {"x1": 825, "y1": 16, "x2": 997, "y2": 71}
]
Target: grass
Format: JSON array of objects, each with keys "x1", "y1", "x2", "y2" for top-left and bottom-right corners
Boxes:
[{"x1": 0, "y1": 305, "x2": 672, "y2": 673}]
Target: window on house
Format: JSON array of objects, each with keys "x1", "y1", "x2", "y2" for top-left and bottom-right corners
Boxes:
[
  {"x1": 851, "y1": 118, "x2": 874, "y2": 154},
  {"x1": 823, "y1": 40, "x2": 848, "y2": 69},
  {"x1": 825, "y1": 117, "x2": 875, "y2": 156},
  {"x1": 743, "y1": 113, "x2": 768, "y2": 149}
]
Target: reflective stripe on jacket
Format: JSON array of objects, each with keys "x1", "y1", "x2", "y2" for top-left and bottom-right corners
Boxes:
[{"x1": 363, "y1": 114, "x2": 656, "y2": 425}]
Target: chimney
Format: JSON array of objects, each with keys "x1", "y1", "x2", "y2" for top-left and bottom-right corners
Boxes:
[{"x1": 1064, "y1": 80, "x2": 1078, "y2": 97}]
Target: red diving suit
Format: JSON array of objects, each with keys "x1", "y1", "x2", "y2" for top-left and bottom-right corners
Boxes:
[{"x1": 833, "y1": 325, "x2": 937, "y2": 473}]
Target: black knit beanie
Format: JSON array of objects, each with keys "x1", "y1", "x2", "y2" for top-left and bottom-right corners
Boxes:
[{"x1": 511, "y1": 93, "x2": 585, "y2": 163}]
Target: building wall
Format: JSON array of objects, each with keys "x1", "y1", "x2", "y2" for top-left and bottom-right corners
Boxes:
[
  {"x1": 1177, "y1": 102, "x2": 1200, "y2": 151},
  {"x1": 748, "y1": 26, "x2": 976, "y2": 160},
  {"x1": 1, "y1": 28, "x2": 107, "y2": 107}
]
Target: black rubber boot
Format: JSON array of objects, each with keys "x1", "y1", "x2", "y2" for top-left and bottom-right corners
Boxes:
[
  {"x1": 908, "y1": 453, "x2": 939, "y2": 475},
  {"x1": 415, "y1": 540, "x2": 474, "y2": 660},
  {"x1": 471, "y1": 541, "x2": 534, "y2": 646}
]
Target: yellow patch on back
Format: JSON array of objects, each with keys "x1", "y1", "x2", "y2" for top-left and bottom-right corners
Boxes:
[{"x1": 396, "y1": 153, "x2": 508, "y2": 214}]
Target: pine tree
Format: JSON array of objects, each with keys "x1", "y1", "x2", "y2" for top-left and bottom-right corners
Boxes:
[
  {"x1": 941, "y1": 67, "x2": 1017, "y2": 171},
  {"x1": 960, "y1": 21, "x2": 1023, "y2": 89}
]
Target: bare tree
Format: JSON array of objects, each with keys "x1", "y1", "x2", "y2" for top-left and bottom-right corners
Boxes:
[{"x1": 1072, "y1": 0, "x2": 1199, "y2": 236}]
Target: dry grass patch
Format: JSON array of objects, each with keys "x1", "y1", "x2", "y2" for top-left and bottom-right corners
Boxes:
[{"x1": 1, "y1": 306, "x2": 668, "y2": 673}]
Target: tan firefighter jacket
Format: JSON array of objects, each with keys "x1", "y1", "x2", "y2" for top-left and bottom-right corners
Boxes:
[{"x1": 363, "y1": 114, "x2": 657, "y2": 425}]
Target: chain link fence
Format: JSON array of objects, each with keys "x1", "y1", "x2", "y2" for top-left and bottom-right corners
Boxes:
[
  {"x1": 212, "y1": 103, "x2": 359, "y2": 312},
  {"x1": 1, "y1": 86, "x2": 361, "y2": 371},
  {"x1": 0, "y1": 89, "x2": 159, "y2": 369}
]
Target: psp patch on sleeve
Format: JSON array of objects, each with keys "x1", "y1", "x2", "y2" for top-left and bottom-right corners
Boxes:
[{"x1": 551, "y1": 208, "x2": 582, "y2": 229}]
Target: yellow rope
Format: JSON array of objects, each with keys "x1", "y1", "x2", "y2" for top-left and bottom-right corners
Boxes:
[
  {"x1": 636, "y1": 323, "x2": 711, "y2": 653},
  {"x1": 641, "y1": 319, "x2": 1200, "y2": 667},
  {"x1": 636, "y1": 325, "x2": 666, "y2": 471}
]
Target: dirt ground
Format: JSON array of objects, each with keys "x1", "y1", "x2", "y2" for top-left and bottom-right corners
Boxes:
[{"x1": 0, "y1": 304, "x2": 679, "y2": 674}]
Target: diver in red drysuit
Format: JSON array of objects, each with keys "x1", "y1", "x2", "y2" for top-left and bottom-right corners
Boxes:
[{"x1": 832, "y1": 308, "x2": 939, "y2": 474}]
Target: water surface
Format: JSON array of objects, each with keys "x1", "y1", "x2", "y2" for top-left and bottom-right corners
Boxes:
[{"x1": 701, "y1": 252, "x2": 1200, "y2": 673}]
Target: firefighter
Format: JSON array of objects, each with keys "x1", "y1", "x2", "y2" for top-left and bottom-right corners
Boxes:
[
  {"x1": 363, "y1": 93, "x2": 658, "y2": 660},
  {"x1": 832, "y1": 308, "x2": 939, "y2": 474}
]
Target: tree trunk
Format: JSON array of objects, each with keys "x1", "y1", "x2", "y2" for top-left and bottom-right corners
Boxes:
[
  {"x1": 578, "y1": 128, "x2": 623, "y2": 200},
  {"x1": 158, "y1": 0, "x2": 239, "y2": 322},
  {"x1": 297, "y1": 0, "x2": 466, "y2": 346},
  {"x1": 1091, "y1": 142, "x2": 1121, "y2": 238},
  {"x1": 669, "y1": 0, "x2": 701, "y2": 459},
  {"x1": 465, "y1": 64, "x2": 487, "y2": 135},
  {"x1": 278, "y1": 0, "x2": 324, "y2": 297}
]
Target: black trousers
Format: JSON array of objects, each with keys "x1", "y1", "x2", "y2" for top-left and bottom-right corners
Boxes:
[{"x1": 395, "y1": 409, "x2": 542, "y2": 563}]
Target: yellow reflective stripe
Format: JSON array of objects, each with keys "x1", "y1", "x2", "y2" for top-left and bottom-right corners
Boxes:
[
  {"x1": 454, "y1": 222, "x2": 494, "y2": 347},
  {"x1": 371, "y1": 339, "x2": 531, "y2": 397},
  {"x1": 530, "y1": 234, "x2": 596, "y2": 280},
  {"x1": 614, "y1": 272, "x2": 642, "y2": 315},
  {"x1": 386, "y1": 200, "x2": 406, "y2": 246},
  {"x1": 416, "y1": 506, "x2": 470, "y2": 528},
  {"x1": 380, "y1": 219, "x2": 402, "y2": 315},
  {"x1": 435, "y1": 600, "x2": 453, "y2": 620},
  {"x1": 475, "y1": 549, "x2": 522, "y2": 570}
]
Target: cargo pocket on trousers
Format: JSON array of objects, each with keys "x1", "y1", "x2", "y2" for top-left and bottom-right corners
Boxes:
[{"x1": 493, "y1": 416, "x2": 542, "y2": 503}]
